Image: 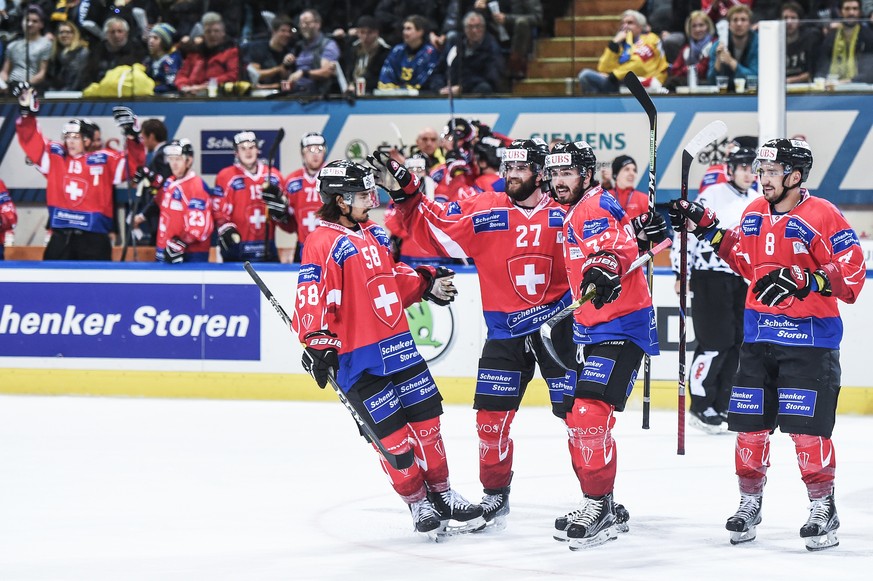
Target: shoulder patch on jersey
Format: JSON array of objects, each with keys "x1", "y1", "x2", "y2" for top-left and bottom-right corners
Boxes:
[
  {"x1": 86, "y1": 152, "x2": 108, "y2": 165},
  {"x1": 332, "y1": 236, "x2": 359, "y2": 266},
  {"x1": 742, "y1": 214, "x2": 762, "y2": 236},
  {"x1": 472, "y1": 209, "x2": 509, "y2": 233},
  {"x1": 370, "y1": 225, "x2": 391, "y2": 248},
  {"x1": 830, "y1": 228, "x2": 860, "y2": 254},
  {"x1": 171, "y1": 188, "x2": 183, "y2": 201},
  {"x1": 599, "y1": 192, "x2": 626, "y2": 221},
  {"x1": 230, "y1": 176, "x2": 246, "y2": 191},
  {"x1": 50, "y1": 143, "x2": 66, "y2": 157},
  {"x1": 446, "y1": 202, "x2": 462, "y2": 216},
  {"x1": 548, "y1": 208, "x2": 565, "y2": 228},
  {"x1": 0, "y1": 193, "x2": 11, "y2": 204},
  {"x1": 582, "y1": 217, "x2": 609, "y2": 239},
  {"x1": 286, "y1": 179, "x2": 303, "y2": 194},
  {"x1": 566, "y1": 223, "x2": 578, "y2": 244},
  {"x1": 212, "y1": 184, "x2": 225, "y2": 197},
  {"x1": 784, "y1": 217, "x2": 814, "y2": 246},
  {"x1": 298, "y1": 263, "x2": 322, "y2": 283},
  {"x1": 430, "y1": 167, "x2": 445, "y2": 184},
  {"x1": 188, "y1": 198, "x2": 207, "y2": 211}
]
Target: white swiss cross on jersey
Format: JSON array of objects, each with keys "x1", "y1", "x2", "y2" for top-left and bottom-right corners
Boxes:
[
  {"x1": 507, "y1": 255, "x2": 553, "y2": 305},
  {"x1": 366, "y1": 274, "x2": 402, "y2": 327},
  {"x1": 64, "y1": 177, "x2": 87, "y2": 207}
]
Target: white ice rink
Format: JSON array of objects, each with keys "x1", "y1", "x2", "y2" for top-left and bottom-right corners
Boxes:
[{"x1": 1, "y1": 394, "x2": 871, "y2": 580}]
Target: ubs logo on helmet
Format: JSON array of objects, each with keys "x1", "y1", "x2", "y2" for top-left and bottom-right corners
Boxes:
[{"x1": 404, "y1": 301, "x2": 455, "y2": 363}]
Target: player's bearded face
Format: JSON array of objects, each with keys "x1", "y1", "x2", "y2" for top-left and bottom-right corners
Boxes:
[
  {"x1": 346, "y1": 188, "x2": 379, "y2": 222},
  {"x1": 550, "y1": 167, "x2": 586, "y2": 205},
  {"x1": 504, "y1": 164, "x2": 538, "y2": 202},
  {"x1": 303, "y1": 145, "x2": 325, "y2": 172}
]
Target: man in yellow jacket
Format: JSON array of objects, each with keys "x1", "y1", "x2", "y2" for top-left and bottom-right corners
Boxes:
[{"x1": 578, "y1": 10, "x2": 668, "y2": 94}]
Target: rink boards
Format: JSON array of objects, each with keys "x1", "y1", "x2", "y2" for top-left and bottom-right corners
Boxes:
[{"x1": 1, "y1": 262, "x2": 872, "y2": 413}]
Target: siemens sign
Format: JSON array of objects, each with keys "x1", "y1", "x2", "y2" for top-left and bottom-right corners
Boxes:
[{"x1": 0, "y1": 282, "x2": 260, "y2": 360}]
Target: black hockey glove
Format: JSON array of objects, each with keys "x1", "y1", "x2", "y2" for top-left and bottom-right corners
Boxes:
[
  {"x1": 301, "y1": 331, "x2": 341, "y2": 389},
  {"x1": 366, "y1": 150, "x2": 421, "y2": 203},
  {"x1": 261, "y1": 182, "x2": 289, "y2": 222},
  {"x1": 416, "y1": 265, "x2": 458, "y2": 306},
  {"x1": 218, "y1": 223, "x2": 241, "y2": 255},
  {"x1": 112, "y1": 106, "x2": 140, "y2": 137},
  {"x1": 12, "y1": 82, "x2": 39, "y2": 116},
  {"x1": 132, "y1": 165, "x2": 154, "y2": 185},
  {"x1": 667, "y1": 199, "x2": 724, "y2": 248},
  {"x1": 631, "y1": 210, "x2": 668, "y2": 245},
  {"x1": 580, "y1": 251, "x2": 622, "y2": 309},
  {"x1": 164, "y1": 236, "x2": 187, "y2": 264},
  {"x1": 752, "y1": 266, "x2": 831, "y2": 307}
]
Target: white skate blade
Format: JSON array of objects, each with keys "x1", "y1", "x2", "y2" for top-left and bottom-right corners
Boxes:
[
  {"x1": 473, "y1": 515, "x2": 508, "y2": 534},
  {"x1": 804, "y1": 530, "x2": 839, "y2": 551},
  {"x1": 432, "y1": 516, "x2": 487, "y2": 541},
  {"x1": 729, "y1": 526, "x2": 757, "y2": 545},
  {"x1": 688, "y1": 415, "x2": 727, "y2": 435},
  {"x1": 567, "y1": 526, "x2": 618, "y2": 550},
  {"x1": 615, "y1": 521, "x2": 630, "y2": 534}
]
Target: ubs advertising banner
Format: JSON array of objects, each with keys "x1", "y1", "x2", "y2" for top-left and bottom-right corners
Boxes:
[{"x1": 0, "y1": 281, "x2": 260, "y2": 360}]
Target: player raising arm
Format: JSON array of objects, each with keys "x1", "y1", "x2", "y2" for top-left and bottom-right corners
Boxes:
[
  {"x1": 291, "y1": 160, "x2": 484, "y2": 540},
  {"x1": 668, "y1": 138, "x2": 865, "y2": 551}
]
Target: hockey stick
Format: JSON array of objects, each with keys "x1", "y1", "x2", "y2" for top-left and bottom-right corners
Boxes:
[
  {"x1": 623, "y1": 71, "x2": 658, "y2": 429},
  {"x1": 120, "y1": 179, "x2": 146, "y2": 262},
  {"x1": 263, "y1": 127, "x2": 286, "y2": 262},
  {"x1": 677, "y1": 120, "x2": 728, "y2": 455},
  {"x1": 243, "y1": 261, "x2": 416, "y2": 470},
  {"x1": 445, "y1": 45, "x2": 458, "y2": 134},
  {"x1": 539, "y1": 238, "x2": 672, "y2": 371}
]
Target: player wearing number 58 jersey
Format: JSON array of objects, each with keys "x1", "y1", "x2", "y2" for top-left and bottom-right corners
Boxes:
[
  {"x1": 385, "y1": 139, "x2": 584, "y2": 531},
  {"x1": 669, "y1": 138, "x2": 865, "y2": 551},
  {"x1": 292, "y1": 159, "x2": 484, "y2": 539}
]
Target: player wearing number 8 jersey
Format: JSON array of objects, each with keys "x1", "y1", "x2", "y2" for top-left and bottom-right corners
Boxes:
[
  {"x1": 291, "y1": 159, "x2": 484, "y2": 538},
  {"x1": 668, "y1": 138, "x2": 865, "y2": 551}
]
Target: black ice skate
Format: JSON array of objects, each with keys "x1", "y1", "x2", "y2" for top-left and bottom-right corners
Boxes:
[
  {"x1": 554, "y1": 493, "x2": 628, "y2": 541},
  {"x1": 475, "y1": 483, "x2": 511, "y2": 533},
  {"x1": 688, "y1": 407, "x2": 726, "y2": 435},
  {"x1": 800, "y1": 494, "x2": 840, "y2": 551},
  {"x1": 565, "y1": 495, "x2": 618, "y2": 550},
  {"x1": 725, "y1": 493, "x2": 762, "y2": 545},
  {"x1": 426, "y1": 488, "x2": 486, "y2": 540},
  {"x1": 409, "y1": 497, "x2": 441, "y2": 535}
]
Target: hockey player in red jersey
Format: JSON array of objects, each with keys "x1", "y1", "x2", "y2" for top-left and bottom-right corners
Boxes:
[
  {"x1": 291, "y1": 159, "x2": 485, "y2": 538},
  {"x1": 213, "y1": 131, "x2": 295, "y2": 262},
  {"x1": 669, "y1": 138, "x2": 866, "y2": 551},
  {"x1": 154, "y1": 139, "x2": 214, "y2": 263},
  {"x1": 13, "y1": 82, "x2": 145, "y2": 260},
  {"x1": 0, "y1": 179, "x2": 17, "y2": 260},
  {"x1": 432, "y1": 118, "x2": 479, "y2": 203},
  {"x1": 284, "y1": 132, "x2": 327, "y2": 261},
  {"x1": 546, "y1": 141, "x2": 661, "y2": 550}
]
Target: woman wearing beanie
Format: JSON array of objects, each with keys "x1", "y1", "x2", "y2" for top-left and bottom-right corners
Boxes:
[{"x1": 145, "y1": 23, "x2": 182, "y2": 93}]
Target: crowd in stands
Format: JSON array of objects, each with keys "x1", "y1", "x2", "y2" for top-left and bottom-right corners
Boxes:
[{"x1": 1, "y1": 1, "x2": 872, "y2": 98}]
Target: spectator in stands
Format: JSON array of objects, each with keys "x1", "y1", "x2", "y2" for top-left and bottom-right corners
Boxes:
[
  {"x1": 244, "y1": 14, "x2": 295, "y2": 90},
  {"x1": 374, "y1": 0, "x2": 444, "y2": 46},
  {"x1": 578, "y1": 9, "x2": 668, "y2": 94},
  {"x1": 144, "y1": 22, "x2": 181, "y2": 93},
  {"x1": 428, "y1": 10, "x2": 502, "y2": 95},
  {"x1": 783, "y1": 2, "x2": 822, "y2": 84},
  {"x1": 378, "y1": 14, "x2": 440, "y2": 91},
  {"x1": 199, "y1": 0, "x2": 243, "y2": 40},
  {"x1": 816, "y1": 0, "x2": 873, "y2": 82},
  {"x1": 175, "y1": 12, "x2": 239, "y2": 95},
  {"x1": 342, "y1": 14, "x2": 391, "y2": 95},
  {"x1": 664, "y1": 10, "x2": 716, "y2": 92},
  {"x1": 82, "y1": 16, "x2": 147, "y2": 87},
  {"x1": 473, "y1": 0, "x2": 542, "y2": 80},
  {"x1": 707, "y1": 4, "x2": 758, "y2": 90},
  {"x1": 0, "y1": 5, "x2": 51, "y2": 92},
  {"x1": 607, "y1": 155, "x2": 649, "y2": 219},
  {"x1": 280, "y1": 9, "x2": 340, "y2": 96},
  {"x1": 46, "y1": 21, "x2": 90, "y2": 91},
  {"x1": 704, "y1": 0, "x2": 754, "y2": 25},
  {"x1": 0, "y1": 178, "x2": 16, "y2": 260}
]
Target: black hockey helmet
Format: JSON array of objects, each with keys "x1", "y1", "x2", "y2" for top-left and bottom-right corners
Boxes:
[
  {"x1": 317, "y1": 159, "x2": 377, "y2": 204},
  {"x1": 63, "y1": 118, "x2": 96, "y2": 141},
  {"x1": 544, "y1": 140, "x2": 597, "y2": 178},
  {"x1": 500, "y1": 138, "x2": 549, "y2": 174},
  {"x1": 445, "y1": 118, "x2": 475, "y2": 146},
  {"x1": 164, "y1": 138, "x2": 194, "y2": 157},
  {"x1": 474, "y1": 135, "x2": 505, "y2": 170},
  {"x1": 754, "y1": 138, "x2": 813, "y2": 182},
  {"x1": 727, "y1": 146, "x2": 757, "y2": 171}
]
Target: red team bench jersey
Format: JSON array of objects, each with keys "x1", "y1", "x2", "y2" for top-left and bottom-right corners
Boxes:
[
  {"x1": 293, "y1": 220, "x2": 429, "y2": 389},
  {"x1": 399, "y1": 190, "x2": 573, "y2": 340},
  {"x1": 563, "y1": 185, "x2": 659, "y2": 355},
  {"x1": 284, "y1": 169, "x2": 321, "y2": 246},
  {"x1": 156, "y1": 171, "x2": 214, "y2": 260},
  {"x1": 718, "y1": 192, "x2": 866, "y2": 349}
]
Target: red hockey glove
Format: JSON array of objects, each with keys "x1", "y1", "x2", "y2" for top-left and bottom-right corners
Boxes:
[
  {"x1": 367, "y1": 150, "x2": 421, "y2": 203},
  {"x1": 581, "y1": 251, "x2": 622, "y2": 309},
  {"x1": 164, "y1": 236, "x2": 187, "y2": 264},
  {"x1": 752, "y1": 266, "x2": 831, "y2": 307},
  {"x1": 301, "y1": 331, "x2": 341, "y2": 388},
  {"x1": 218, "y1": 223, "x2": 241, "y2": 254},
  {"x1": 668, "y1": 198, "x2": 724, "y2": 248},
  {"x1": 416, "y1": 265, "x2": 458, "y2": 306},
  {"x1": 12, "y1": 82, "x2": 39, "y2": 116}
]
